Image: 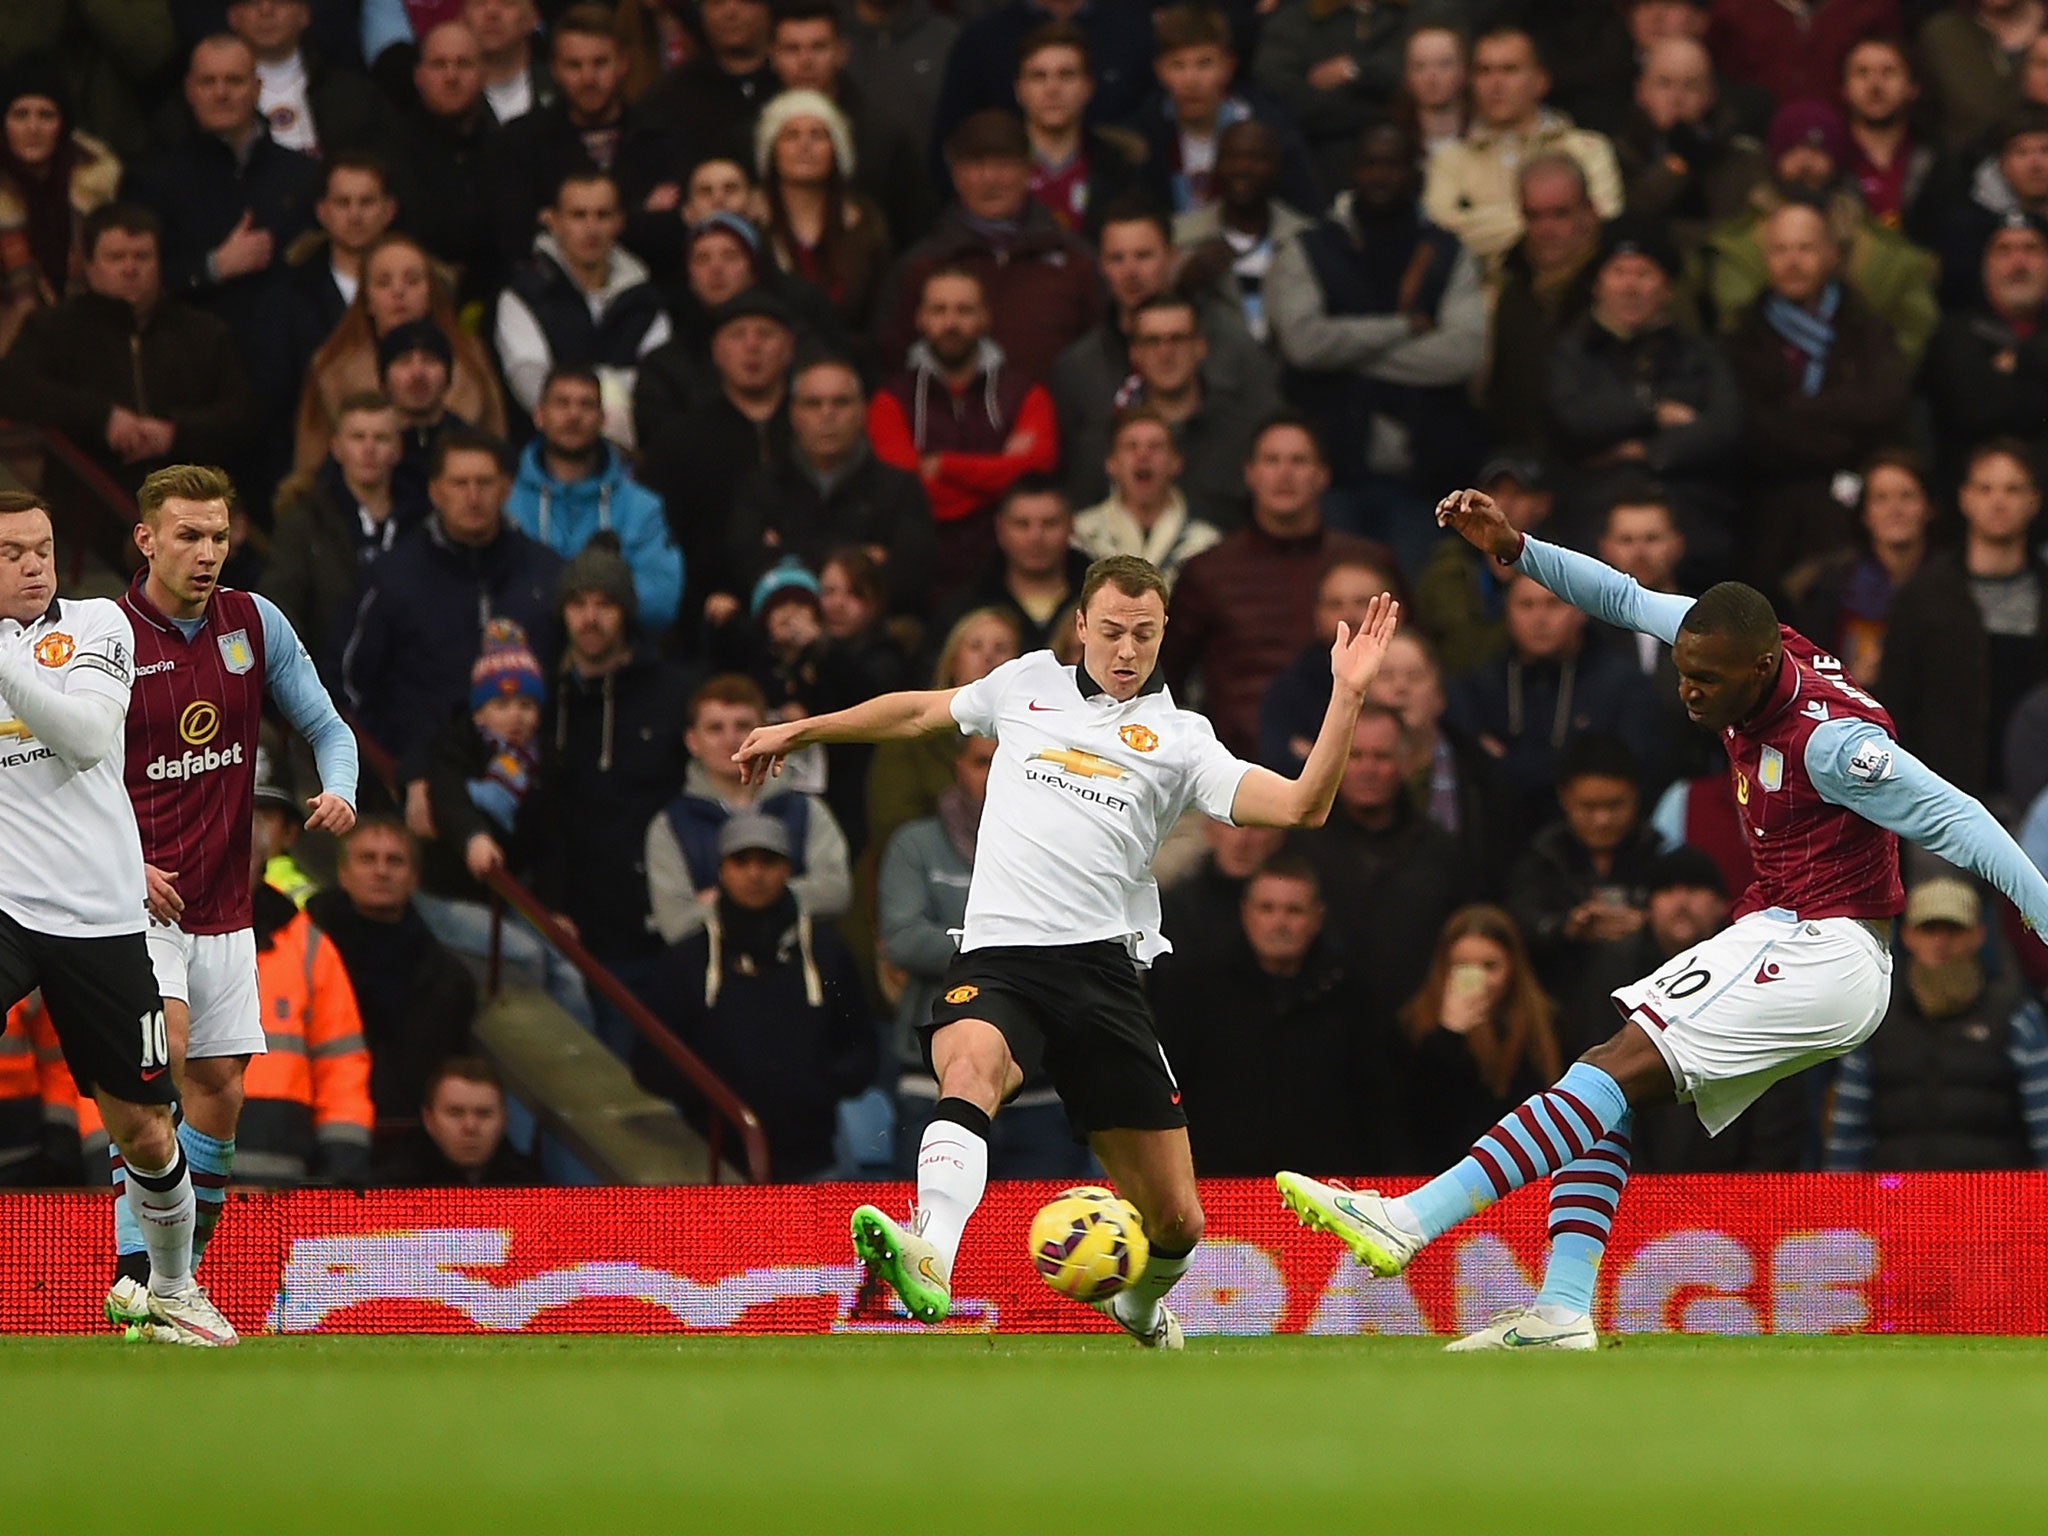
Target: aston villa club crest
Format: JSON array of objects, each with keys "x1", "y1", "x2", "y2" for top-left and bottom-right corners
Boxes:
[
  {"x1": 217, "y1": 629, "x2": 255, "y2": 676},
  {"x1": 1759, "y1": 747, "x2": 1784, "y2": 793}
]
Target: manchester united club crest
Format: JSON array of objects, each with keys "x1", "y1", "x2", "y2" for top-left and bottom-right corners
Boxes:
[
  {"x1": 217, "y1": 629, "x2": 255, "y2": 676},
  {"x1": 944, "y1": 985, "x2": 979, "y2": 1005},
  {"x1": 33, "y1": 632, "x2": 73, "y2": 668},
  {"x1": 1118, "y1": 724, "x2": 1159, "y2": 753}
]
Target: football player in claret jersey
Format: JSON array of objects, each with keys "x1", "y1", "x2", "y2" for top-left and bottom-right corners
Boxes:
[
  {"x1": 1278, "y1": 488, "x2": 2048, "y2": 1351},
  {"x1": 735, "y1": 553, "x2": 1400, "y2": 1346},
  {"x1": 0, "y1": 491, "x2": 234, "y2": 1344},
  {"x1": 102, "y1": 465, "x2": 358, "y2": 1340}
]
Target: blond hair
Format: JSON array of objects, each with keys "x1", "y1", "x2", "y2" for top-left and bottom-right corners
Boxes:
[{"x1": 137, "y1": 465, "x2": 235, "y2": 524}]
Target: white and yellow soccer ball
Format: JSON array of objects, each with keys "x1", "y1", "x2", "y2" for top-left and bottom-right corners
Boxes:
[{"x1": 1028, "y1": 1188, "x2": 1150, "y2": 1301}]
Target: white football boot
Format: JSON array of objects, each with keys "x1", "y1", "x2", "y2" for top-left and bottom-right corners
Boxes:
[
  {"x1": 1444, "y1": 1307, "x2": 1599, "y2": 1352},
  {"x1": 144, "y1": 1280, "x2": 239, "y2": 1347}
]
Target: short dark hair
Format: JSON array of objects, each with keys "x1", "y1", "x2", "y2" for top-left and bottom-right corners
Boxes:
[
  {"x1": 1965, "y1": 436, "x2": 2040, "y2": 490},
  {"x1": 1842, "y1": 33, "x2": 1912, "y2": 81},
  {"x1": 540, "y1": 364, "x2": 603, "y2": 401},
  {"x1": 771, "y1": 0, "x2": 840, "y2": 37},
  {"x1": 1018, "y1": 20, "x2": 1092, "y2": 74},
  {"x1": 320, "y1": 151, "x2": 391, "y2": 198},
  {"x1": 1096, "y1": 191, "x2": 1174, "y2": 246},
  {"x1": 1603, "y1": 479, "x2": 1677, "y2": 530},
  {"x1": 791, "y1": 349, "x2": 864, "y2": 391},
  {"x1": 0, "y1": 490, "x2": 53, "y2": 519},
  {"x1": 1079, "y1": 554, "x2": 1169, "y2": 613},
  {"x1": 1678, "y1": 581, "x2": 1779, "y2": 652},
  {"x1": 1249, "y1": 409, "x2": 1327, "y2": 465},
  {"x1": 1353, "y1": 699, "x2": 1410, "y2": 746},
  {"x1": 998, "y1": 474, "x2": 1068, "y2": 517},
  {"x1": 1557, "y1": 731, "x2": 1640, "y2": 789},
  {"x1": 424, "y1": 1054, "x2": 501, "y2": 1107},
  {"x1": 1129, "y1": 291, "x2": 1199, "y2": 329},
  {"x1": 919, "y1": 262, "x2": 987, "y2": 304},
  {"x1": 553, "y1": 4, "x2": 619, "y2": 49},
  {"x1": 553, "y1": 167, "x2": 619, "y2": 207},
  {"x1": 335, "y1": 388, "x2": 395, "y2": 421},
  {"x1": 1999, "y1": 102, "x2": 2048, "y2": 151},
  {"x1": 428, "y1": 426, "x2": 510, "y2": 480},
  {"x1": 1153, "y1": 3, "x2": 1233, "y2": 57},
  {"x1": 1474, "y1": 24, "x2": 1544, "y2": 72},
  {"x1": 82, "y1": 202, "x2": 160, "y2": 260},
  {"x1": 1246, "y1": 852, "x2": 1322, "y2": 901},
  {"x1": 342, "y1": 812, "x2": 418, "y2": 867}
]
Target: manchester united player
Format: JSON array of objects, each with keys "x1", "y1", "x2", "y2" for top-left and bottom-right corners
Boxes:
[
  {"x1": 103, "y1": 465, "x2": 358, "y2": 1338},
  {"x1": 0, "y1": 490, "x2": 234, "y2": 1344},
  {"x1": 735, "y1": 556, "x2": 1400, "y2": 1347},
  {"x1": 1280, "y1": 487, "x2": 2048, "y2": 1351}
]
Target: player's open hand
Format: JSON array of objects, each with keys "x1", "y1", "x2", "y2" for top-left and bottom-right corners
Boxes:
[
  {"x1": 1330, "y1": 592, "x2": 1401, "y2": 700},
  {"x1": 304, "y1": 793, "x2": 356, "y2": 836},
  {"x1": 143, "y1": 864, "x2": 182, "y2": 925},
  {"x1": 1434, "y1": 487, "x2": 1524, "y2": 562},
  {"x1": 733, "y1": 720, "x2": 808, "y2": 786}
]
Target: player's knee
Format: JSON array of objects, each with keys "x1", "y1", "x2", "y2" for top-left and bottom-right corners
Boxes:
[
  {"x1": 1151, "y1": 1197, "x2": 1203, "y2": 1251},
  {"x1": 107, "y1": 1103, "x2": 177, "y2": 1169}
]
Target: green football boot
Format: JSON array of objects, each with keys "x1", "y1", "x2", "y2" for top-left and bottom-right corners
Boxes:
[{"x1": 851, "y1": 1205, "x2": 951, "y2": 1324}]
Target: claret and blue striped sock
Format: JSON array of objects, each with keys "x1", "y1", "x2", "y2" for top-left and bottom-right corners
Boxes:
[
  {"x1": 1532, "y1": 1112, "x2": 1634, "y2": 1321},
  {"x1": 1388, "y1": 1062, "x2": 1632, "y2": 1244}
]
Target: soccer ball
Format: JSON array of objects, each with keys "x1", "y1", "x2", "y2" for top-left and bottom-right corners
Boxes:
[{"x1": 1028, "y1": 1191, "x2": 1149, "y2": 1301}]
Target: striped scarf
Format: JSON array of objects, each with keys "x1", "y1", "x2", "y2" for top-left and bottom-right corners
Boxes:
[{"x1": 1761, "y1": 281, "x2": 1841, "y2": 397}]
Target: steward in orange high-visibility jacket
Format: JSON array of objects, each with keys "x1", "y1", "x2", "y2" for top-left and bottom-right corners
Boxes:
[
  {"x1": 235, "y1": 881, "x2": 375, "y2": 1186},
  {"x1": 0, "y1": 995, "x2": 83, "y2": 1185}
]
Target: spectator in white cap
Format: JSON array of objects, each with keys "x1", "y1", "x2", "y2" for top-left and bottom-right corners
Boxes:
[{"x1": 754, "y1": 87, "x2": 892, "y2": 337}]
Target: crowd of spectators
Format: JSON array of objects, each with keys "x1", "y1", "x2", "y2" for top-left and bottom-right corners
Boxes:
[{"x1": 6, "y1": 0, "x2": 2048, "y2": 1184}]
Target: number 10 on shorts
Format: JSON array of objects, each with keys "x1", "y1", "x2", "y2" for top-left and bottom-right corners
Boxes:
[{"x1": 140, "y1": 1007, "x2": 168, "y2": 1071}]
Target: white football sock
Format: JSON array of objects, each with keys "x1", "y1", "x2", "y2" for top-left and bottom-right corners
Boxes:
[
  {"x1": 1113, "y1": 1241, "x2": 1195, "y2": 1333},
  {"x1": 915, "y1": 1110, "x2": 989, "y2": 1271},
  {"x1": 124, "y1": 1146, "x2": 195, "y2": 1293}
]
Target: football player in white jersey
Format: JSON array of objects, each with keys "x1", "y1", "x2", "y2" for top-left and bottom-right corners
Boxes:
[
  {"x1": 736, "y1": 553, "x2": 1399, "y2": 1346},
  {"x1": 0, "y1": 491, "x2": 234, "y2": 1344}
]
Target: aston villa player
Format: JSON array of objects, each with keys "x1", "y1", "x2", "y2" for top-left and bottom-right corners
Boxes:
[
  {"x1": 105, "y1": 465, "x2": 358, "y2": 1342},
  {"x1": 1278, "y1": 486, "x2": 2048, "y2": 1353}
]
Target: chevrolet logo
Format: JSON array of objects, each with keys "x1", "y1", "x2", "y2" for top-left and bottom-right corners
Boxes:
[
  {"x1": 0, "y1": 718, "x2": 31, "y2": 742},
  {"x1": 1029, "y1": 747, "x2": 1127, "y2": 781}
]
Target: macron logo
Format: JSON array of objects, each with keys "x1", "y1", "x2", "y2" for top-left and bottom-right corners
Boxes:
[{"x1": 133, "y1": 659, "x2": 176, "y2": 677}]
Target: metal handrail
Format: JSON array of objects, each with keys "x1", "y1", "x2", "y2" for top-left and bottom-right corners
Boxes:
[{"x1": 348, "y1": 720, "x2": 773, "y2": 1185}]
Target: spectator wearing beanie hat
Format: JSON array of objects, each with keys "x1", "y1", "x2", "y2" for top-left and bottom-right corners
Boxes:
[
  {"x1": 524, "y1": 537, "x2": 695, "y2": 1048},
  {"x1": 754, "y1": 88, "x2": 892, "y2": 338},
  {"x1": 376, "y1": 316, "x2": 473, "y2": 511},
  {"x1": 1692, "y1": 99, "x2": 1939, "y2": 365}
]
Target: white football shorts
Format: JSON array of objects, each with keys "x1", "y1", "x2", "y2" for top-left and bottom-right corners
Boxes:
[
  {"x1": 1611, "y1": 907, "x2": 1893, "y2": 1135},
  {"x1": 146, "y1": 924, "x2": 266, "y2": 1059}
]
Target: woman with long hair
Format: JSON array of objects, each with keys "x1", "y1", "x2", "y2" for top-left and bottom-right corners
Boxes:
[
  {"x1": 0, "y1": 63, "x2": 120, "y2": 355},
  {"x1": 815, "y1": 546, "x2": 914, "y2": 849},
  {"x1": 1392, "y1": 25, "x2": 1470, "y2": 158},
  {"x1": 1402, "y1": 904, "x2": 1563, "y2": 1169},
  {"x1": 292, "y1": 232, "x2": 506, "y2": 474},
  {"x1": 1785, "y1": 448, "x2": 1935, "y2": 686},
  {"x1": 612, "y1": 0, "x2": 699, "y2": 103},
  {"x1": 754, "y1": 89, "x2": 891, "y2": 338}
]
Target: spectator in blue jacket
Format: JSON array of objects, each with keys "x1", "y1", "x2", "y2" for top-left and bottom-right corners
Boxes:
[
  {"x1": 343, "y1": 427, "x2": 566, "y2": 761},
  {"x1": 505, "y1": 366, "x2": 683, "y2": 635}
]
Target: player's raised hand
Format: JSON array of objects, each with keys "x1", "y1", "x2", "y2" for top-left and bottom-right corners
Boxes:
[
  {"x1": 1330, "y1": 592, "x2": 1401, "y2": 699},
  {"x1": 732, "y1": 720, "x2": 808, "y2": 786},
  {"x1": 1434, "y1": 487, "x2": 1524, "y2": 562},
  {"x1": 305, "y1": 793, "x2": 356, "y2": 836}
]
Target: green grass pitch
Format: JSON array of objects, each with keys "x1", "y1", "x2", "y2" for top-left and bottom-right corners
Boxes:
[{"x1": 12, "y1": 1334, "x2": 2048, "y2": 1533}]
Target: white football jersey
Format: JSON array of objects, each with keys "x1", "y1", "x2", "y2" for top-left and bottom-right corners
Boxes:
[
  {"x1": 950, "y1": 650, "x2": 1254, "y2": 965},
  {"x1": 0, "y1": 597, "x2": 147, "y2": 937}
]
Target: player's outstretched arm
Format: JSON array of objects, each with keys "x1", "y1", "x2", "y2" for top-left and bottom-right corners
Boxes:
[
  {"x1": 1231, "y1": 593, "x2": 1400, "y2": 829},
  {"x1": 1807, "y1": 720, "x2": 2048, "y2": 932},
  {"x1": 1433, "y1": 487, "x2": 1694, "y2": 643},
  {"x1": 733, "y1": 688, "x2": 962, "y2": 786}
]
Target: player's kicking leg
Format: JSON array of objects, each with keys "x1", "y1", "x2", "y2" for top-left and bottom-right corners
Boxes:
[
  {"x1": 851, "y1": 1018, "x2": 1017, "y2": 1324},
  {"x1": 1085, "y1": 1127, "x2": 1199, "y2": 1350},
  {"x1": 1279, "y1": 1027, "x2": 1673, "y2": 1348},
  {"x1": 97, "y1": 1090, "x2": 235, "y2": 1346}
]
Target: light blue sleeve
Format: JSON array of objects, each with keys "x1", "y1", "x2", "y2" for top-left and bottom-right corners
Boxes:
[
  {"x1": 255, "y1": 594, "x2": 360, "y2": 808},
  {"x1": 1513, "y1": 537, "x2": 1694, "y2": 645},
  {"x1": 1805, "y1": 717, "x2": 2048, "y2": 932},
  {"x1": 360, "y1": 0, "x2": 415, "y2": 65}
]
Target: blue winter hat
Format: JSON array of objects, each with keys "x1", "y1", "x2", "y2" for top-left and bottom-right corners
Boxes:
[
  {"x1": 750, "y1": 560, "x2": 822, "y2": 618},
  {"x1": 470, "y1": 617, "x2": 545, "y2": 710}
]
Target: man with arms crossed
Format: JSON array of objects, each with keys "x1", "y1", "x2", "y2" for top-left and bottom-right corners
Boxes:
[
  {"x1": 1279, "y1": 487, "x2": 2048, "y2": 1350},
  {"x1": 0, "y1": 491, "x2": 233, "y2": 1344},
  {"x1": 104, "y1": 465, "x2": 358, "y2": 1339},
  {"x1": 737, "y1": 555, "x2": 1398, "y2": 1347}
]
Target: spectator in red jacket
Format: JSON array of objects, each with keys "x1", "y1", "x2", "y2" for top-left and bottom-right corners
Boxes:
[
  {"x1": 872, "y1": 107, "x2": 1104, "y2": 387},
  {"x1": 867, "y1": 264, "x2": 1058, "y2": 599},
  {"x1": 1705, "y1": 0, "x2": 1902, "y2": 119}
]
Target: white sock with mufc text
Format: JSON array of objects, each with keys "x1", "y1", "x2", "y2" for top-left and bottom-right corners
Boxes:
[
  {"x1": 1112, "y1": 1240, "x2": 1195, "y2": 1334},
  {"x1": 124, "y1": 1145, "x2": 195, "y2": 1293},
  {"x1": 916, "y1": 1099, "x2": 990, "y2": 1271}
]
